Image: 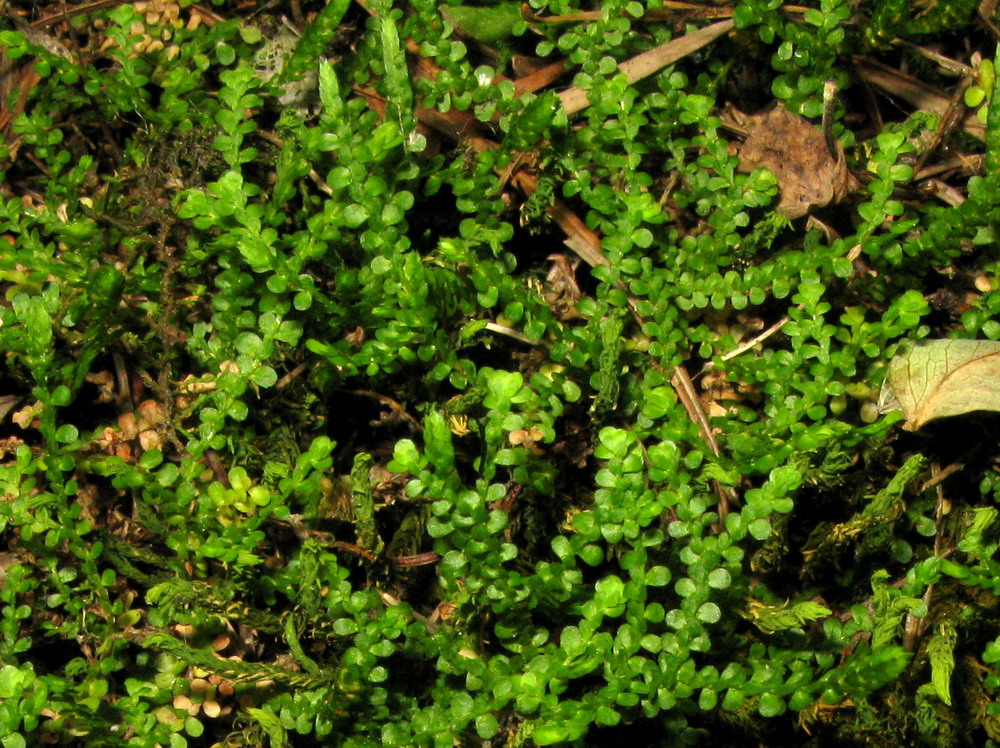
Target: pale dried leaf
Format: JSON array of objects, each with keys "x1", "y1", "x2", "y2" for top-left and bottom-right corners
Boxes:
[
  {"x1": 12, "y1": 400, "x2": 42, "y2": 429},
  {"x1": 878, "y1": 339, "x2": 1000, "y2": 430}
]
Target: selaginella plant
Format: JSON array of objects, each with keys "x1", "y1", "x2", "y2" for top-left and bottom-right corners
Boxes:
[{"x1": 1, "y1": 0, "x2": 1000, "y2": 745}]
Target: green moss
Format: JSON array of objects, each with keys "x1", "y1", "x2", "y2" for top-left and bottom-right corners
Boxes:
[{"x1": 1, "y1": 2, "x2": 999, "y2": 745}]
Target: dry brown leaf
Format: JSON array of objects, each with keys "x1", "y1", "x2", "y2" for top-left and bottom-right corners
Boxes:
[
  {"x1": 509, "y1": 426, "x2": 545, "y2": 454},
  {"x1": 118, "y1": 412, "x2": 139, "y2": 440},
  {"x1": 725, "y1": 106, "x2": 860, "y2": 219},
  {"x1": 12, "y1": 400, "x2": 42, "y2": 429},
  {"x1": 137, "y1": 399, "x2": 168, "y2": 429},
  {"x1": 542, "y1": 253, "x2": 584, "y2": 320},
  {"x1": 878, "y1": 339, "x2": 1000, "y2": 430},
  {"x1": 86, "y1": 371, "x2": 116, "y2": 402}
]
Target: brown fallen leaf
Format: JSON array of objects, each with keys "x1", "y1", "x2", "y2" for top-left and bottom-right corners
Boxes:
[
  {"x1": 85, "y1": 371, "x2": 116, "y2": 402},
  {"x1": 11, "y1": 400, "x2": 42, "y2": 429},
  {"x1": 878, "y1": 338, "x2": 1000, "y2": 430},
  {"x1": 542, "y1": 253, "x2": 584, "y2": 320},
  {"x1": 724, "y1": 105, "x2": 860, "y2": 219}
]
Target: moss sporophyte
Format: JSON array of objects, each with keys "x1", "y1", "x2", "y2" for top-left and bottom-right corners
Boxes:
[{"x1": 1, "y1": 1, "x2": 999, "y2": 745}]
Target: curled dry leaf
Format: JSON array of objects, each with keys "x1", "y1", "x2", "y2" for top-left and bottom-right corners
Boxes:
[
  {"x1": 12, "y1": 400, "x2": 42, "y2": 429},
  {"x1": 137, "y1": 399, "x2": 168, "y2": 428},
  {"x1": 178, "y1": 375, "x2": 217, "y2": 394},
  {"x1": 119, "y1": 411, "x2": 139, "y2": 440},
  {"x1": 345, "y1": 325, "x2": 365, "y2": 347},
  {"x1": 137, "y1": 429, "x2": 162, "y2": 451},
  {"x1": 509, "y1": 426, "x2": 545, "y2": 455},
  {"x1": 542, "y1": 253, "x2": 584, "y2": 320},
  {"x1": 509, "y1": 426, "x2": 544, "y2": 445},
  {"x1": 724, "y1": 106, "x2": 860, "y2": 219},
  {"x1": 85, "y1": 371, "x2": 116, "y2": 402},
  {"x1": 0, "y1": 436, "x2": 25, "y2": 460},
  {"x1": 878, "y1": 339, "x2": 1000, "y2": 430}
]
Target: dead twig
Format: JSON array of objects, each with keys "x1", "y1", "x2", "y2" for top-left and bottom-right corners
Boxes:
[
  {"x1": 854, "y1": 56, "x2": 985, "y2": 142},
  {"x1": 350, "y1": 389, "x2": 423, "y2": 433},
  {"x1": 559, "y1": 20, "x2": 734, "y2": 116},
  {"x1": 485, "y1": 322, "x2": 549, "y2": 347},
  {"x1": 911, "y1": 76, "x2": 972, "y2": 178},
  {"x1": 699, "y1": 316, "x2": 792, "y2": 376},
  {"x1": 920, "y1": 462, "x2": 964, "y2": 492}
]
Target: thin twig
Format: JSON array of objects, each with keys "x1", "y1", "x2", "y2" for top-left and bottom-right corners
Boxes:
[
  {"x1": 485, "y1": 322, "x2": 548, "y2": 347},
  {"x1": 821, "y1": 80, "x2": 839, "y2": 163},
  {"x1": 559, "y1": 20, "x2": 734, "y2": 116},
  {"x1": 113, "y1": 352, "x2": 132, "y2": 410},
  {"x1": 258, "y1": 129, "x2": 333, "y2": 195},
  {"x1": 391, "y1": 552, "x2": 440, "y2": 568},
  {"x1": 920, "y1": 461, "x2": 963, "y2": 492},
  {"x1": 700, "y1": 316, "x2": 791, "y2": 376},
  {"x1": 854, "y1": 56, "x2": 985, "y2": 141},
  {"x1": 350, "y1": 389, "x2": 423, "y2": 433},
  {"x1": 912, "y1": 76, "x2": 972, "y2": 177},
  {"x1": 275, "y1": 362, "x2": 309, "y2": 391}
]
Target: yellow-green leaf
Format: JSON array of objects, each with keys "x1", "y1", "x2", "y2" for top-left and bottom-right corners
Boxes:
[
  {"x1": 878, "y1": 339, "x2": 1000, "y2": 430},
  {"x1": 928, "y1": 621, "x2": 957, "y2": 706},
  {"x1": 440, "y1": 2, "x2": 523, "y2": 44},
  {"x1": 743, "y1": 599, "x2": 831, "y2": 633}
]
